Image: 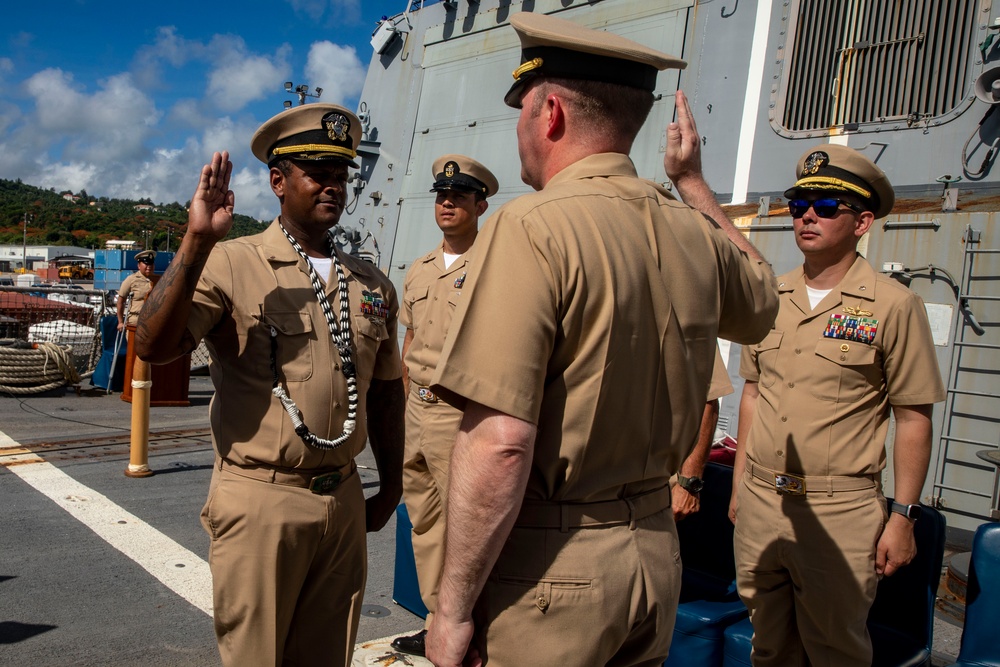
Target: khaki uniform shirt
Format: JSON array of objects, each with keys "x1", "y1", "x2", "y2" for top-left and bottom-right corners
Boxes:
[
  {"x1": 707, "y1": 349, "x2": 734, "y2": 402},
  {"x1": 739, "y1": 255, "x2": 945, "y2": 476},
  {"x1": 432, "y1": 153, "x2": 778, "y2": 503},
  {"x1": 119, "y1": 272, "x2": 154, "y2": 326},
  {"x1": 184, "y1": 219, "x2": 401, "y2": 470},
  {"x1": 401, "y1": 244, "x2": 469, "y2": 387}
]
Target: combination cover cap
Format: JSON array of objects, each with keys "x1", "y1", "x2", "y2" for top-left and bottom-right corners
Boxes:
[
  {"x1": 784, "y1": 144, "x2": 895, "y2": 219},
  {"x1": 251, "y1": 103, "x2": 362, "y2": 168},
  {"x1": 430, "y1": 154, "x2": 499, "y2": 198},
  {"x1": 504, "y1": 12, "x2": 686, "y2": 107}
]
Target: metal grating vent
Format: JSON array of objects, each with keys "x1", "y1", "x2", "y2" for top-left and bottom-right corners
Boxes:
[{"x1": 781, "y1": 0, "x2": 977, "y2": 132}]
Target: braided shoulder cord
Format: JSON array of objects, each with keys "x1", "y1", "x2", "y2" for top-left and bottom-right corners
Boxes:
[{"x1": 270, "y1": 221, "x2": 358, "y2": 450}]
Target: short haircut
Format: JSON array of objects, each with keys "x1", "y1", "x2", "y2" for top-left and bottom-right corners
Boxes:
[{"x1": 531, "y1": 78, "x2": 655, "y2": 141}]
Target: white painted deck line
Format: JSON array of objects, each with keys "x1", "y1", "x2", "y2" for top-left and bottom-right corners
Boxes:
[{"x1": 0, "y1": 428, "x2": 214, "y2": 616}]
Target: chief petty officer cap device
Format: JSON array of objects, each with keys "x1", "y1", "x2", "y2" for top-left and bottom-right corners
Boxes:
[
  {"x1": 430, "y1": 154, "x2": 500, "y2": 198},
  {"x1": 504, "y1": 11, "x2": 687, "y2": 108},
  {"x1": 783, "y1": 144, "x2": 895, "y2": 219},
  {"x1": 250, "y1": 103, "x2": 362, "y2": 169}
]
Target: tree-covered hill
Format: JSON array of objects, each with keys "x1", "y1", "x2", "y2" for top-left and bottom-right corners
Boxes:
[{"x1": 0, "y1": 178, "x2": 267, "y2": 250}]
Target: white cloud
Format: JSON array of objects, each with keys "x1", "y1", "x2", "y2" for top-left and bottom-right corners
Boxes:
[
  {"x1": 0, "y1": 58, "x2": 13, "y2": 74},
  {"x1": 132, "y1": 26, "x2": 203, "y2": 88},
  {"x1": 22, "y1": 69, "x2": 160, "y2": 163},
  {"x1": 204, "y1": 36, "x2": 291, "y2": 113},
  {"x1": 231, "y1": 165, "x2": 278, "y2": 221},
  {"x1": 285, "y1": 0, "x2": 360, "y2": 23},
  {"x1": 0, "y1": 106, "x2": 277, "y2": 221},
  {"x1": 304, "y1": 41, "x2": 366, "y2": 107},
  {"x1": 37, "y1": 162, "x2": 98, "y2": 193},
  {"x1": 167, "y1": 98, "x2": 211, "y2": 127}
]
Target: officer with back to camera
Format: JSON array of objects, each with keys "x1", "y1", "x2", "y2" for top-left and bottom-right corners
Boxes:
[
  {"x1": 135, "y1": 103, "x2": 404, "y2": 667},
  {"x1": 424, "y1": 12, "x2": 778, "y2": 666}
]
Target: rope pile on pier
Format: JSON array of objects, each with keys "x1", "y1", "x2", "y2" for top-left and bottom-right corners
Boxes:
[{"x1": 0, "y1": 341, "x2": 80, "y2": 394}]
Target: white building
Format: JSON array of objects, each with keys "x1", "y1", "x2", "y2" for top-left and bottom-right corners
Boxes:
[{"x1": 0, "y1": 244, "x2": 94, "y2": 273}]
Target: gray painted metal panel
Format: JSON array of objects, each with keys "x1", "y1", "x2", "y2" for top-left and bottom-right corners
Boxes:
[{"x1": 342, "y1": 0, "x2": 1000, "y2": 533}]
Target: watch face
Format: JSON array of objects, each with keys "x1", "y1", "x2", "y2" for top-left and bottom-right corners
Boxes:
[{"x1": 681, "y1": 476, "x2": 704, "y2": 493}]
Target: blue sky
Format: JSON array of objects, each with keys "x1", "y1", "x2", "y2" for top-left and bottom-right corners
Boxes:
[{"x1": 0, "y1": 0, "x2": 406, "y2": 220}]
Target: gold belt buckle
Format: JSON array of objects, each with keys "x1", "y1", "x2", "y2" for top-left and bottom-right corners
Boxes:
[
  {"x1": 774, "y1": 473, "x2": 806, "y2": 495},
  {"x1": 418, "y1": 387, "x2": 439, "y2": 403},
  {"x1": 309, "y1": 471, "x2": 343, "y2": 494}
]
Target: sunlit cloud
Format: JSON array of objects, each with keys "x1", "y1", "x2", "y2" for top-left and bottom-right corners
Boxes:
[
  {"x1": 304, "y1": 41, "x2": 366, "y2": 107},
  {"x1": 285, "y1": 0, "x2": 361, "y2": 24},
  {"x1": 204, "y1": 37, "x2": 291, "y2": 112}
]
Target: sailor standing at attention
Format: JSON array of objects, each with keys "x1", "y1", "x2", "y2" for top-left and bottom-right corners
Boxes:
[
  {"x1": 730, "y1": 144, "x2": 946, "y2": 666},
  {"x1": 391, "y1": 154, "x2": 499, "y2": 658},
  {"x1": 424, "y1": 12, "x2": 778, "y2": 666},
  {"x1": 135, "y1": 103, "x2": 404, "y2": 667}
]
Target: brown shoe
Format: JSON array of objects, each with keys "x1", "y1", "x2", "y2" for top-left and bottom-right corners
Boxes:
[{"x1": 391, "y1": 629, "x2": 427, "y2": 656}]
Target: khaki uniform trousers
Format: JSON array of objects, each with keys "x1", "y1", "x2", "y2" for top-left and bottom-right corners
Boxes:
[
  {"x1": 473, "y1": 500, "x2": 681, "y2": 667},
  {"x1": 402, "y1": 384, "x2": 464, "y2": 621},
  {"x1": 734, "y1": 467, "x2": 888, "y2": 667},
  {"x1": 201, "y1": 462, "x2": 367, "y2": 667}
]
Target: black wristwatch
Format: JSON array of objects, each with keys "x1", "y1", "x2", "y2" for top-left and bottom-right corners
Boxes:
[
  {"x1": 890, "y1": 501, "x2": 921, "y2": 521},
  {"x1": 677, "y1": 475, "x2": 704, "y2": 495}
]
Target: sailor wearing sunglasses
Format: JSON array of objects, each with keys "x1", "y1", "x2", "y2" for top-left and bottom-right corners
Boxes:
[{"x1": 730, "y1": 144, "x2": 946, "y2": 666}]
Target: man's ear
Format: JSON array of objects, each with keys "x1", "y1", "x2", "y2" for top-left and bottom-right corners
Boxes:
[
  {"x1": 269, "y1": 167, "x2": 285, "y2": 200},
  {"x1": 855, "y1": 210, "x2": 875, "y2": 238},
  {"x1": 545, "y1": 93, "x2": 565, "y2": 139},
  {"x1": 476, "y1": 199, "x2": 489, "y2": 216}
]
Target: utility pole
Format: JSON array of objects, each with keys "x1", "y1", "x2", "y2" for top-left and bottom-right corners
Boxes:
[
  {"x1": 21, "y1": 212, "x2": 29, "y2": 272},
  {"x1": 166, "y1": 227, "x2": 171, "y2": 252}
]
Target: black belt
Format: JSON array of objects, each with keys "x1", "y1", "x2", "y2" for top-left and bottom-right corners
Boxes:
[
  {"x1": 219, "y1": 459, "x2": 355, "y2": 494},
  {"x1": 515, "y1": 486, "x2": 671, "y2": 531},
  {"x1": 747, "y1": 461, "x2": 877, "y2": 496}
]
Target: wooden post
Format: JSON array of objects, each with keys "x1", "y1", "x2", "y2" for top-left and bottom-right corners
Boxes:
[{"x1": 125, "y1": 354, "x2": 154, "y2": 478}]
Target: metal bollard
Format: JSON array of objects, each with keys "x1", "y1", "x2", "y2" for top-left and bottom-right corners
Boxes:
[{"x1": 125, "y1": 355, "x2": 154, "y2": 478}]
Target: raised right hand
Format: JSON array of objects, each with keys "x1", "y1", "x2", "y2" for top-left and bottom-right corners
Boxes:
[{"x1": 188, "y1": 151, "x2": 235, "y2": 241}]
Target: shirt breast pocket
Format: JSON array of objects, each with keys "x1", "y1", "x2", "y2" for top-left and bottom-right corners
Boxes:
[
  {"x1": 353, "y1": 315, "x2": 388, "y2": 382},
  {"x1": 810, "y1": 337, "x2": 878, "y2": 402},
  {"x1": 405, "y1": 286, "x2": 429, "y2": 330},
  {"x1": 261, "y1": 310, "x2": 314, "y2": 382},
  {"x1": 755, "y1": 330, "x2": 783, "y2": 388}
]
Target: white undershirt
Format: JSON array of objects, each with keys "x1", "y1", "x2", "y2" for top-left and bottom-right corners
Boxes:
[
  {"x1": 806, "y1": 285, "x2": 832, "y2": 309},
  {"x1": 443, "y1": 252, "x2": 460, "y2": 269},
  {"x1": 308, "y1": 256, "x2": 332, "y2": 282}
]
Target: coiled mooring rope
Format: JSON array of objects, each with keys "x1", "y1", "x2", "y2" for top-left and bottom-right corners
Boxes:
[{"x1": 0, "y1": 341, "x2": 81, "y2": 395}]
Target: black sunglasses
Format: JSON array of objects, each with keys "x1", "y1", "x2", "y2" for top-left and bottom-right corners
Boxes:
[{"x1": 788, "y1": 198, "x2": 864, "y2": 219}]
